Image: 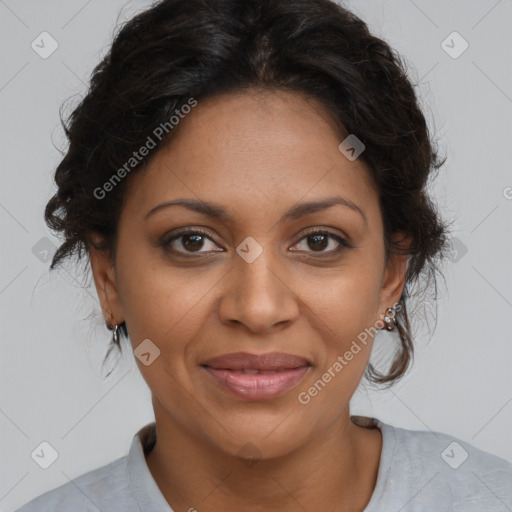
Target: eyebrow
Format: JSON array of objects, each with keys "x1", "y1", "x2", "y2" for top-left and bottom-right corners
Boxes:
[{"x1": 145, "y1": 196, "x2": 367, "y2": 225}]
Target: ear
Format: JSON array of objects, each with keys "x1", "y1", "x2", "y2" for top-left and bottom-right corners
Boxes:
[
  {"x1": 377, "y1": 232, "x2": 411, "y2": 316},
  {"x1": 88, "y1": 234, "x2": 124, "y2": 327}
]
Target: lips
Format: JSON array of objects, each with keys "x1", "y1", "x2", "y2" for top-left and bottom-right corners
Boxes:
[
  {"x1": 201, "y1": 352, "x2": 311, "y2": 400},
  {"x1": 201, "y1": 351, "x2": 311, "y2": 371}
]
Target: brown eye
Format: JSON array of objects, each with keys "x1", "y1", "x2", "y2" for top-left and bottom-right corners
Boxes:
[
  {"x1": 180, "y1": 233, "x2": 206, "y2": 252},
  {"x1": 306, "y1": 233, "x2": 329, "y2": 252},
  {"x1": 161, "y1": 228, "x2": 223, "y2": 255},
  {"x1": 291, "y1": 230, "x2": 352, "y2": 255}
]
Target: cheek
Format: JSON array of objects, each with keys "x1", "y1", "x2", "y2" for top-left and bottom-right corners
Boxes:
[
  {"x1": 115, "y1": 260, "x2": 212, "y2": 402},
  {"x1": 115, "y1": 246, "x2": 223, "y2": 353},
  {"x1": 302, "y1": 257, "x2": 383, "y2": 338},
  {"x1": 294, "y1": 268, "x2": 382, "y2": 416}
]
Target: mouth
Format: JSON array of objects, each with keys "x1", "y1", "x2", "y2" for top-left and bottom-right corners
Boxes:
[{"x1": 200, "y1": 352, "x2": 311, "y2": 401}]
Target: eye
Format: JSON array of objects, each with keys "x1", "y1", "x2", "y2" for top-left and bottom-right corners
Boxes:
[
  {"x1": 290, "y1": 229, "x2": 352, "y2": 255},
  {"x1": 160, "y1": 228, "x2": 223, "y2": 255},
  {"x1": 159, "y1": 227, "x2": 353, "y2": 258}
]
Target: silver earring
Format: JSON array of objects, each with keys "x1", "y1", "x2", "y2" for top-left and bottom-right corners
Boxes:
[
  {"x1": 107, "y1": 322, "x2": 120, "y2": 345},
  {"x1": 112, "y1": 324, "x2": 120, "y2": 345},
  {"x1": 383, "y1": 307, "x2": 396, "y2": 331}
]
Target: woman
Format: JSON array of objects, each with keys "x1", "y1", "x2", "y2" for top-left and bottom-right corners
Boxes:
[{"x1": 16, "y1": 0, "x2": 512, "y2": 510}]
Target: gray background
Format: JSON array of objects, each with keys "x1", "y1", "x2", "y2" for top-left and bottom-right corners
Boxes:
[{"x1": 1, "y1": 0, "x2": 511, "y2": 510}]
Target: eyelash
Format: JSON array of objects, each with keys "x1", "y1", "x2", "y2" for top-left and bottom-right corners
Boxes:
[{"x1": 159, "y1": 227, "x2": 353, "y2": 257}]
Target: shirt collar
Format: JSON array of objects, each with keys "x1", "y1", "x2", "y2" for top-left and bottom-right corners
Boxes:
[
  {"x1": 126, "y1": 422, "x2": 174, "y2": 511},
  {"x1": 125, "y1": 417, "x2": 396, "y2": 511},
  {"x1": 352, "y1": 416, "x2": 397, "y2": 511}
]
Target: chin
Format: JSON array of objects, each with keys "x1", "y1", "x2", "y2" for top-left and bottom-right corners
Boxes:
[{"x1": 204, "y1": 411, "x2": 310, "y2": 461}]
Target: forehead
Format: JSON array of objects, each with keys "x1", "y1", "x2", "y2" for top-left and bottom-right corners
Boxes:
[{"x1": 123, "y1": 89, "x2": 378, "y2": 225}]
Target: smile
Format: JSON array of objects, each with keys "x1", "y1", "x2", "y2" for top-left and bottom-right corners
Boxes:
[{"x1": 201, "y1": 365, "x2": 310, "y2": 400}]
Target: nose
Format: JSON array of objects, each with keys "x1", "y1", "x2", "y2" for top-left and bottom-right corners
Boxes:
[{"x1": 217, "y1": 244, "x2": 300, "y2": 334}]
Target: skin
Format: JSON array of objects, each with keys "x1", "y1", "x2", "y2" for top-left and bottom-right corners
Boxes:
[{"x1": 89, "y1": 88, "x2": 409, "y2": 512}]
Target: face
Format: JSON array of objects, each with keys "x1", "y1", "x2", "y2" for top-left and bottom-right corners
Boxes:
[{"x1": 90, "y1": 89, "x2": 408, "y2": 458}]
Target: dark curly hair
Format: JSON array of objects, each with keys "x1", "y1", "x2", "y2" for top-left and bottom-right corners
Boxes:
[{"x1": 45, "y1": 0, "x2": 451, "y2": 385}]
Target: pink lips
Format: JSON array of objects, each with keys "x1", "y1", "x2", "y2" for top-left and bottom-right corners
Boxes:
[{"x1": 201, "y1": 351, "x2": 311, "y2": 400}]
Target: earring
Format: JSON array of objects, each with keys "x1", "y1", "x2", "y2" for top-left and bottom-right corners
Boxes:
[
  {"x1": 383, "y1": 306, "x2": 396, "y2": 331},
  {"x1": 106, "y1": 322, "x2": 120, "y2": 346}
]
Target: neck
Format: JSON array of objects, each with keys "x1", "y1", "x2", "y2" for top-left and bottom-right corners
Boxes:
[{"x1": 144, "y1": 399, "x2": 382, "y2": 512}]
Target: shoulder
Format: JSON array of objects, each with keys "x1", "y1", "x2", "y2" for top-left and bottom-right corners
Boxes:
[
  {"x1": 382, "y1": 421, "x2": 512, "y2": 510},
  {"x1": 14, "y1": 456, "x2": 131, "y2": 512}
]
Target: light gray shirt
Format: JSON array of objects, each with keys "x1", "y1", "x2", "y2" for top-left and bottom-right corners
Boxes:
[{"x1": 14, "y1": 416, "x2": 512, "y2": 511}]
